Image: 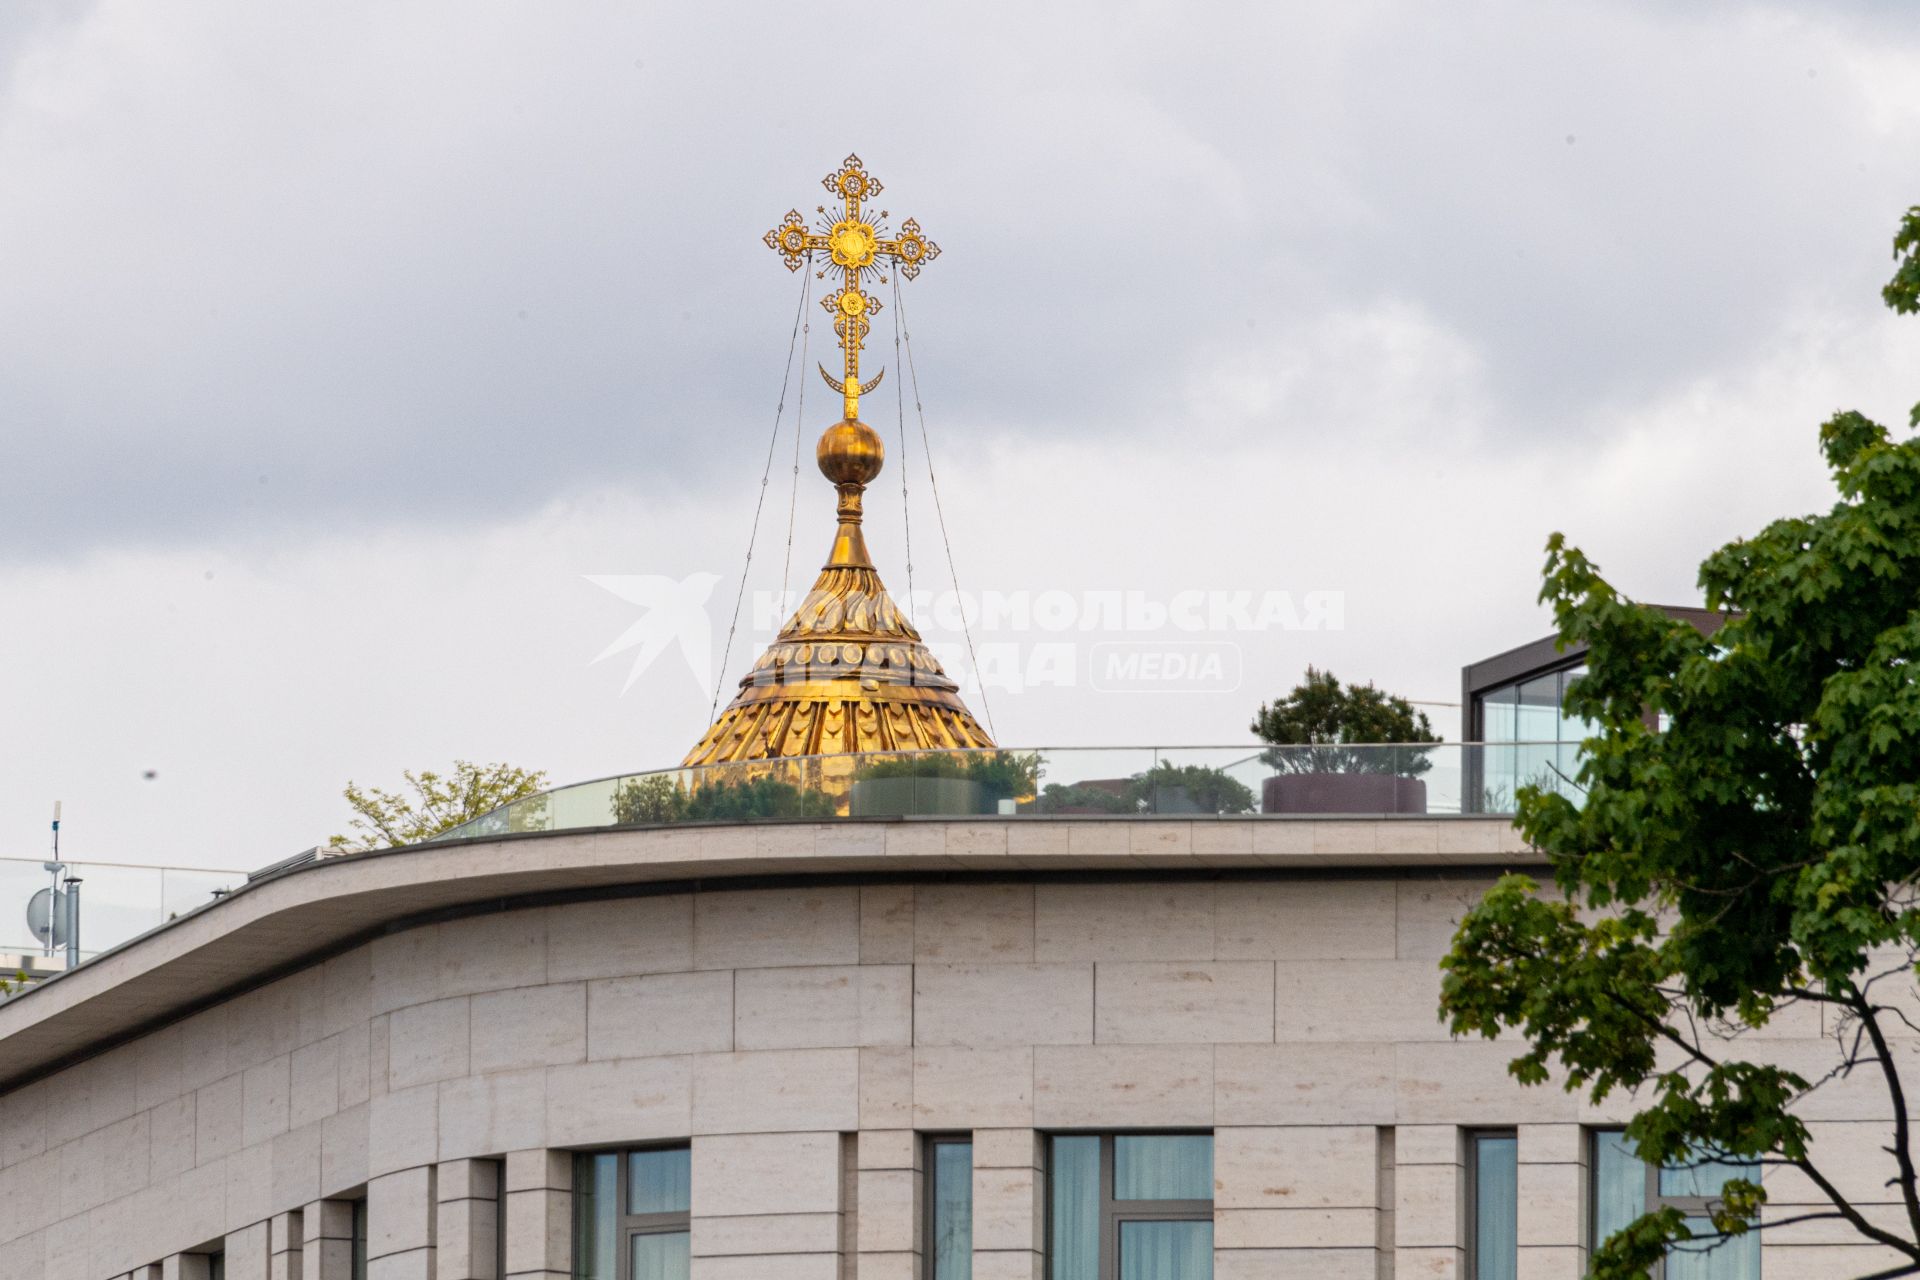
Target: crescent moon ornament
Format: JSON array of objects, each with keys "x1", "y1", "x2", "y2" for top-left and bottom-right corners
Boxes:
[{"x1": 818, "y1": 363, "x2": 885, "y2": 397}]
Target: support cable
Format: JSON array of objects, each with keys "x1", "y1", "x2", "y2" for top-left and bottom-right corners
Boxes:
[
  {"x1": 890, "y1": 276, "x2": 916, "y2": 622},
  {"x1": 781, "y1": 270, "x2": 814, "y2": 605},
  {"x1": 891, "y1": 273, "x2": 999, "y2": 741},
  {"x1": 711, "y1": 261, "x2": 812, "y2": 720}
]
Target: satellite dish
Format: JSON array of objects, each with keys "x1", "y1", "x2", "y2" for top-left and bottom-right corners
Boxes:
[{"x1": 27, "y1": 887, "x2": 67, "y2": 947}]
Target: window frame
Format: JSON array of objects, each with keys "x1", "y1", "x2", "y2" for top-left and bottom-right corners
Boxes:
[
  {"x1": 573, "y1": 1144, "x2": 693, "y2": 1280},
  {"x1": 1044, "y1": 1131, "x2": 1215, "y2": 1280},
  {"x1": 1588, "y1": 1129, "x2": 1758, "y2": 1279},
  {"x1": 924, "y1": 1134, "x2": 974, "y2": 1280},
  {"x1": 1465, "y1": 1128, "x2": 1517, "y2": 1280}
]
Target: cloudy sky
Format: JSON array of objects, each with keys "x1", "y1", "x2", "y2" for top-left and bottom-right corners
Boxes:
[{"x1": 2, "y1": 0, "x2": 1918, "y2": 871}]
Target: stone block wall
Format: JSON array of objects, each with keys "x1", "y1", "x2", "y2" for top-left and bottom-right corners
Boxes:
[{"x1": 0, "y1": 872, "x2": 1910, "y2": 1278}]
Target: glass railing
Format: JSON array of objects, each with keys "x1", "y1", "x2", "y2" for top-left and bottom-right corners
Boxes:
[
  {"x1": 0, "y1": 858, "x2": 248, "y2": 963},
  {"x1": 429, "y1": 742, "x2": 1584, "y2": 842},
  {"x1": 0, "y1": 746, "x2": 1586, "y2": 976}
]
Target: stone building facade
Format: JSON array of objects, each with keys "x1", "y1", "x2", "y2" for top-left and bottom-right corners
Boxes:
[{"x1": 0, "y1": 817, "x2": 1900, "y2": 1278}]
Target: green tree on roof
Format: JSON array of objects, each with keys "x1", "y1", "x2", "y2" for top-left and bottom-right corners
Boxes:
[{"x1": 328, "y1": 760, "x2": 548, "y2": 850}]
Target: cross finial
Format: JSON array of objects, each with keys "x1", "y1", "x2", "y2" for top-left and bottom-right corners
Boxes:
[{"x1": 763, "y1": 154, "x2": 941, "y2": 421}]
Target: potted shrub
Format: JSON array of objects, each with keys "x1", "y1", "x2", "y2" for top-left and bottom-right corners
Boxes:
[{"x1": 1251, "y1": 667, "x2": 1439, "y2": 814}]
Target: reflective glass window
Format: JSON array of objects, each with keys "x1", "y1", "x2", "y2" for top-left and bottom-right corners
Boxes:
[
  {"x1": 1469, "y1": 1133, "x2": 1517, "y2": 1280},
  {"x1": 1118, "y1": 1220, "x2": 1212, "y2": 1280},
  {"x1": 574, "y1": 1147, "x2": 691, "y2": 1280},
  {"x1": 1048, "y1": 1134, "x2": 1211, "y2": 1280},
  {"x1": 1114, "y1": 1136, "x2": 1213, "y2": 1201},
  {"x1": 1050, "y1": 1137, "x2": 1101, "y2": 1280},
  {"x1": 931, "y1": 1139, "x2": 974, "y2": 1280},
  {"x1": 1591, "y1": 1131, "x2": 1758, "y2": 1280},
  {"x1": 628, "y1": 1148, "x2": 691, "y2": 1215}
]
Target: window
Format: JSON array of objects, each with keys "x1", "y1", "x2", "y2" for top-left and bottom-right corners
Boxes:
[
  {"x1": 208, "y1": 1252, "x2": 225, "y2": 1280},
  {"x1": 1475, "y1": 663, "x2": 1592, "y2": 809},
  {"x1": 928, "y1": 1137, "x2": 973, "y2": 1280},
  {"x1": 574, "y1": 1146, "x2": 692, "y2": 1280},
  {"x1": 1467, "y1": 1131, "x2": 1517, "y2": 1280},
  {"x1": 1048, "y1": 1134, "x2": 1213, "y2": 1280},
  {"x1": 494, "y1": 1159, "x2": 509, "y2": 1280},
  {"x1": 1591, "y1": 1131, "x2": 1758, "y2": 1279},
  {"x1": 351, "y1": 1197, "x2": 368, "y2": 1280}
]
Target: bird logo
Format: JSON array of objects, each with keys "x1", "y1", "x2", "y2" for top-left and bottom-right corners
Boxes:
[{"x1": 584, "y1": 573, "x2": 723, "y2": 694}]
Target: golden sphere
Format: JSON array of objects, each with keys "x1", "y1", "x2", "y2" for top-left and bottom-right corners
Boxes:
[{"x1": 817, "y1": 418, "x2": 885, "y2": 485}]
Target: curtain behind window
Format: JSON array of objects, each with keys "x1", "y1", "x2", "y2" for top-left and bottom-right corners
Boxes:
[
  {"x1": 1118, "y1": 1220, "x2": 1212, "y2": 1280},
  {"x1": 1472, "y1": 1136, "x2": 1517, "y2": 1280},
  {"x1": 1050, "y1": 1137, "x2": 1100, "y2": 1280}
]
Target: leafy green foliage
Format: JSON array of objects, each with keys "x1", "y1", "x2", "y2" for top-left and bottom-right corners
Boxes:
[
  {"x1": 685, "y1": 777, "x2": 836, "y2": 820},
  {"x1": 613, "y1": 774, "x2": 835, "y2": 823},
  {"x1": 1251, "y1": 666, "x2": 1440, "y2": 775},
  {"x1": 1029, "y1": 781, "x2": 1135, "y2": 814},
  {"x1": 1886, "y1": 205, "x2": 1920, "y2": 318},
  {"x1": 1444, "y1": 214, "x2": 1920, "y2": 1273},
  {"x1": 1028, "y1": 762, "x2": 1253, "y2": 815},
  {"x1": 329, "y1": 761, "x2": 548, "y2": 849},
  {"x1": 1889, "y1": 205, "x2": 1920, "y2": 429},
  {"x1": 853, "y1": 751, "x2": 1042, "y2": 803},
  {"x1": 612, "y1": 774, "x2": 688, "y2": 825},
  {"x1": 1123, "y1": 761, "x2": 1255, "y2": 814}
]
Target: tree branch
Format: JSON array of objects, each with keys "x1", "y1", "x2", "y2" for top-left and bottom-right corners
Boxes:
[{"x1": 1848, "y1": 987, "x2": 1920, "y2": 1244}]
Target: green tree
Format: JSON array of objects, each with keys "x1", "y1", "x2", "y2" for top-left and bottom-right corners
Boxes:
[
  {"x1": 328, "y1": 760, "x2": 548, "y2": 849},
  {"x1": 682, "y1": 776, "x2": 836, "y2": 820},
  {"x1": 1442, "y1": 206, "x2": 1920, "y2": 1278},
  {"x1": 1251, "y1": 666, "x2": 1440, "y2": 775},
  {"x1": 613, "y1": 773, "x2": 689, "y2": 825},
  {"x1": 853, "y1": 750, "x2": 1043, "y2": 805},
  {"x1": 1124, "y1": 761, "x2": 1255, "y2": 814}
]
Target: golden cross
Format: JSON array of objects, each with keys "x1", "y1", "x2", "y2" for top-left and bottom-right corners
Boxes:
[{"x1": 764, "y1": 154, "x2": 941, "y2": 422}]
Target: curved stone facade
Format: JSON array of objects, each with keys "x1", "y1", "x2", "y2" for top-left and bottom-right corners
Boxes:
[{"x1": 0, "y1": 818, "x2": 1901, "y2": 1279}]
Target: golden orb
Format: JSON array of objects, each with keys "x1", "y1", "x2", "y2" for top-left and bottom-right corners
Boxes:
[{"x1": 817, "y1": 418, "x2": 885, "y2": 485}]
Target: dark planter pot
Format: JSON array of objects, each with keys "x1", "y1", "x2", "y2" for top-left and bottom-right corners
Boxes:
[
  {"x1": 850, "y1": 776, "x2": 992, "y2": 818},
  {"x1": 1262, "y1": 773, "x2": 1428, "y2": 815}
]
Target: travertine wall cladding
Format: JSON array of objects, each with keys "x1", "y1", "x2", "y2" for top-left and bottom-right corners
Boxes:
[{"x1": 0, "y1": 874, "x2": 1907, "y2": 1279}]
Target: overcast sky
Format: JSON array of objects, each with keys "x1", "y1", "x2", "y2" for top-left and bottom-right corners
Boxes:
[{"x1": 2, "y1": 0, "x2": 1918, "y2": 870}]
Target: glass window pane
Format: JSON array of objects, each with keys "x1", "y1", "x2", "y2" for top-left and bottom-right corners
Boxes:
[
  {"x1": 628, "y1": 1147, "x2": 692, "y2": 1215},
  {"x1": 351, "y1": 1198, "x2": 368, "y2": 1280},
  {"x1": 1593, "y1": 1132, "x2": 1646, "y2": 1246},
  {"x1": 1658, "y1": 1153, "x2": 1756, "y2": 1199},
  {"x1": 1118, "y1": 1220, "x2": 1213, "y2": 1280},
  {"x1": 1479, "y1": 683, "x2": 1520, "y2": 743},
  {"x1": 629, "y1": 1230, "x2": 690, "y2": 1280},
  {"x1": 573, "y1": 1152, "x2": 618, "y2": 1280},
  {"x1": 932, "y1": 1142, "x2": 974, "y2": 1280},
  {"x1": 1049, "y1": 1136, "x2": 1101, "y2": 1280},
  {"x1": 1665, "y1": 1218, "x2": 1758, "y2": 1280},
  {"x1": 1115, "y1": 1135, "x2": 1213, "y2": 1201},
  {"x1": 1471, "y1": 1135, "x2": 1517, "y2": 1280},
  {"x1": 1555, "y1": 666, "x2": 1591, "y2": 741}
]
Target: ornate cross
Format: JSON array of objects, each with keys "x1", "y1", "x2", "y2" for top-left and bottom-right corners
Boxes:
[{"x1": 764, "y1": 154, "x2": 941, "y2": 422}]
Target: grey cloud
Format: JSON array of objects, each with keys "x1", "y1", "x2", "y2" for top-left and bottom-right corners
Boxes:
[{"x1": 0, "y1": 0, "x2": 1916, "y2": 560}]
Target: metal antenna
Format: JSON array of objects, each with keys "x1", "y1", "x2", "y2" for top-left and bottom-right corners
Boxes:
[{"x1": 41, "y1": 801, "x2": 63, "y2": 959}]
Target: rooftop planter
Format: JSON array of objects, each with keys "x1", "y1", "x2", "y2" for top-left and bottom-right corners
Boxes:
[{"x1": 1251, "y1": 668, "x2": 1441, "y2": 815}]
